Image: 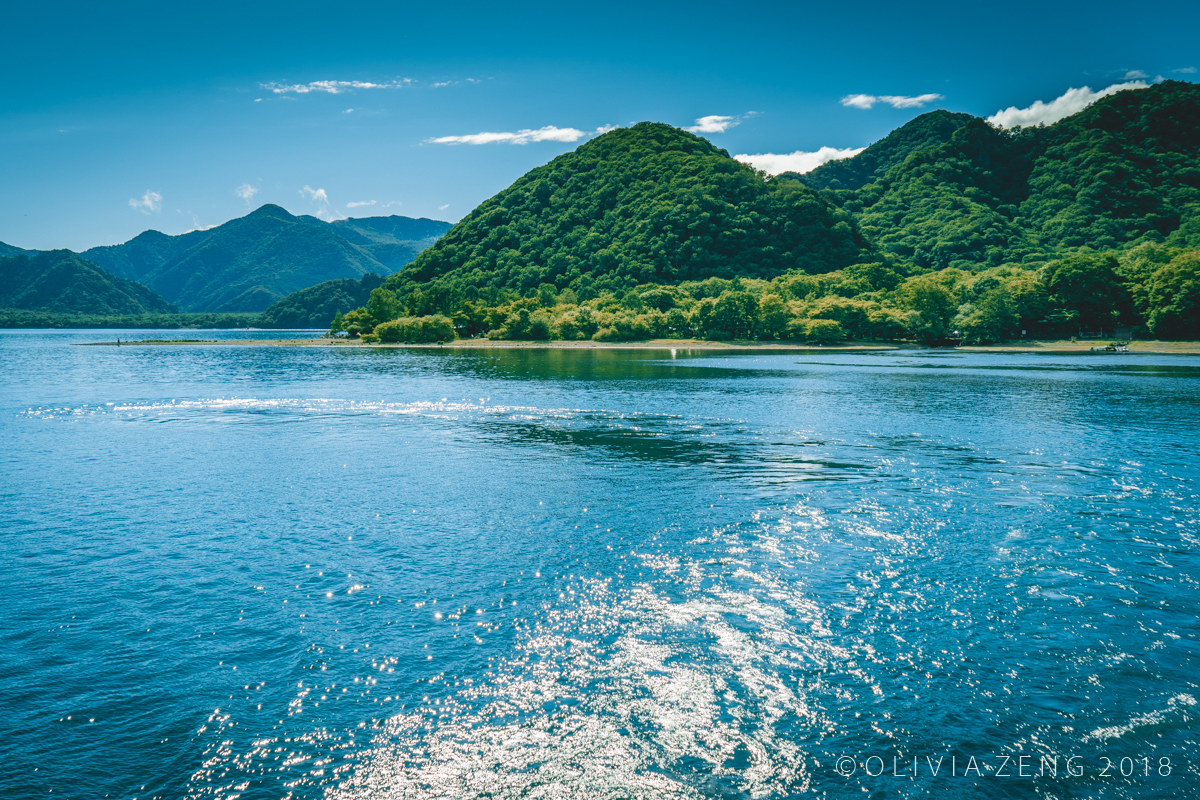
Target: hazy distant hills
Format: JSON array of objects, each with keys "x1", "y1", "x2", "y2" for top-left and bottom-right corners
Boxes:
[
  {"x1": 0, "y1": 251, "x2": 175, "y2": 315},
  {"x1": 79, "y1": 205, "x2": 451, "y2": 312}
]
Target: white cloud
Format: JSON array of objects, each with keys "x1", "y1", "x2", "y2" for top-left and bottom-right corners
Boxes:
[
  {"x1": 129, "y1": 190, "x2": 162, "y2": 214},
  {"x1": 686, "y1": 115, "x2": 738, "y2": 134},
  {"x1": 431, "y1": 78, "x2": 483, "y2": 88},
  {"x1": 841, "y1": 93, "x2": 944, "y2": 110},
  {"x1": 841, "y1": 94, "x2": 877, "y2": 110},
  {"x1": 344, "y1": 108, "x2": 354, "y2": 114},
  {"x1": 438, "y1": 204, "x2": 450, "y2": 211},
  {"x1": 347, "y1": 200, "x2": 376, "y2": 208},
  {"x1": 881, "y1": 94, "x2": 944, "y2": 108},
  {"x1": 383, "y1": 200, "x2": 403, "y2": 208},
  {"x1": 254, "y1": 98, "x2": 262, "y2": 103},
  {"x1": 734, "y1": 146, "x2": 866, "y2": 176},
  {"x1": 987, "y1": 81, "x2": 1148, "y2": 128},
  {"x1": 300, "y1": 185, "x2": 329, "y2": 203},
  {"x1": 1124, "y1": 70, "x2": 1149, "y2": 80},
  {"x1": 1173, "y1": 67, "x2": 1197, "y2": 74},
  {"x1": 261, "y1": 79, "x2": 412, "y2": 95},
  {"x1": 428, "y1": 125, "x2": 590, "y2": 145},
  {"x1": 235, "y1": 184, "x2": 258, "y2": 205},
  {"x1": 299, "y1": 185, "x2": 341, "y2": 219}
]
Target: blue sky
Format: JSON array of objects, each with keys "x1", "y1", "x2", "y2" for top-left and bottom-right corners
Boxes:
[{"x1": 2, "y1": 0, "x2": 1196, "y2": 251}]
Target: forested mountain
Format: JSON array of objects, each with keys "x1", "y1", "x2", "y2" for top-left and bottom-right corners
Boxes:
[
  {"x1": 394, "y1": 123, "x2": 872, "y2": 298},
  {"x1": 0, "y1": 242, "x2": 36, "y2": 258},
  {"x1": 324, "y1": 86, "x2": 1198, "y2": 344},
  {"x1": 811, "y1": 80, "x2": 1200, "y2": 271},
  {"x1": 258, "y1": 273, "x2": 385, "y2": 328},
  {"x1": 82, "y1": 228, "x2": 215, "y2": 282},
  {"x1": 792, "y1": 110, "x2": 975, "y2": 192},
  {"x1": 132, "y1": 205, "x2": 387, "y2": 312},
  {"x1": 0, "y1": 251, "x2": 175, "y2": 314},
  {"x1": 78, "y1": 206, "x2": 451, "y2": 313}
]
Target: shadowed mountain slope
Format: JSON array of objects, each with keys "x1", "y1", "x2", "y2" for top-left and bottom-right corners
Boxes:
[{"x1": 0, "y1": 250, "x2": 175, "y2": 314}]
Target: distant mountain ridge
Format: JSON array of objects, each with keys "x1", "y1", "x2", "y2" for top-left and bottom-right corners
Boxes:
[{"x1": 78, "y1": 206, "x2": 451, "y2": 312}]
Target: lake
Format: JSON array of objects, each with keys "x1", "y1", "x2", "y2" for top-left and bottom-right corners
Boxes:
[{"x1": 1, "y1": 330, "x2": 1197, "y2": 799}]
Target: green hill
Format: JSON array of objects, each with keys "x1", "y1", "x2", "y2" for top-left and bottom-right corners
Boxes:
[
  {"x1": 815, "y1": 80, "x2": 1200, "y2": 271},
  {"x1": 0, "y1": 250, "x2": 176, "y2": 314},
  {"x1": 391, "y1": 122, "x2": 872, "y2": 302},
  {"x1": 791, "y1": 109, "x2": 975, "y2": 192},
  {"x1": 79, "y1": 206, "x2": 451, "y2": 313},
  {"x1": 258, "y1": 273, "x2": 386, "y2": 328}
]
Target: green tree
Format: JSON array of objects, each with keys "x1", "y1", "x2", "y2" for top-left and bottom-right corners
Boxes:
[
  {"x1": 1040, "y1": 253, "x2": 1131, "y2": 331},
  {"x1": 1146, "y1": 251, "x2": 1200, "y2": 339},
  {"x1": 758, "y1": 294, "x2": 791, "y2": 339},
  {"x1": 366, "y1": 287, "x2": 402, "y2": 324},
  {"x1": 900, "y1": 279, "x2": 957, "y2": 341},
  {"x1": 955, "y1": 286, "x2": 1019, "y2": 343},
  {"x1": 709, "y1": 290, "x2": 759, "y2": 339}
]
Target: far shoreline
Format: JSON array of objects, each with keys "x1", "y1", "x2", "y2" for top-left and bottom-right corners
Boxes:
[{"x1": 73, "y1": 337, "x2": 1200, "y2": 355}]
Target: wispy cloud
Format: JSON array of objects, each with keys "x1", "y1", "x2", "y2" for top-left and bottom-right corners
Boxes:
[
  {"x1": 129, "y1": 190, "x2": 162, "y2": 214},
  {"x1": 841, "y1": 93, "x2": 944, "y2": 110},
  {"x1": 300, "y1": 185, "x2": 341, "y2": 219},
  {"x1": 428, "y1": 125, "x2": 595, "y2": 145},
  {"x1": 431, "y1": 78, "x2": 483, "y2": 88},
  {"x1": 735, "y1": 146, "x2": 865, "y2": 176},
  {"x1": 347, "y1": 200, "x2": 376, "y2": 208},
  {"x1": 235, "y1": 184, "x2": 258, "y2": 206},
  {"x1": 438, "y1": 204, "x2": 450, "y2": 211},
  {"x1": 300, "y1": 186, "x2": 328, "y2": 203},
  {"x1": 261, "y1": 79, "x2": 412, "y2": 95},
  {"x1": 1124, "y1": 69, "x2": 1150, "y2": 80},
  {"x1": 686, "y1": 115, "x2": 738, "y2": 133},
  {"x1": 383, "y1": 201, "x2": 403, "y2": 208},
  {"x1": 1173, "y1": 67, "x2": 1197, "y2": 74},
  {"x1": 987, "y1": 81, "x2": 1148, "y2": 128}
]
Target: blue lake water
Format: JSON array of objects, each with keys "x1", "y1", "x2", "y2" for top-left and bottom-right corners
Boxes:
[{"x1": 1, "y1": 330, "x2": 1198, "y2": 799}]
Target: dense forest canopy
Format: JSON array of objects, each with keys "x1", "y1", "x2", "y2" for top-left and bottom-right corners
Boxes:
[{"x1": 820, "y1": 80, "x2": 1200, "y2": 271}]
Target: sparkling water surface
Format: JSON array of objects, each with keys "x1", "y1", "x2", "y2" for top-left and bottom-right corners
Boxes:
[{"x1": 1, "y1": 330, "x2": 1198, "y2": 799}]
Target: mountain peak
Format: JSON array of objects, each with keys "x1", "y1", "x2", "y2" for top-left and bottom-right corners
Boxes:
[
  {"x1": 247, "y1": 203, "x2": 297, "y2": 221},
  {"x1": 795, "y1": 109, "x2": 976, "y2": 192}
]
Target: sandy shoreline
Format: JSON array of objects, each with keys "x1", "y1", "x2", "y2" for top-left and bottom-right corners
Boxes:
[{"x1": 75, "y1": 337, "x2": 1200, "y2": 354}]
